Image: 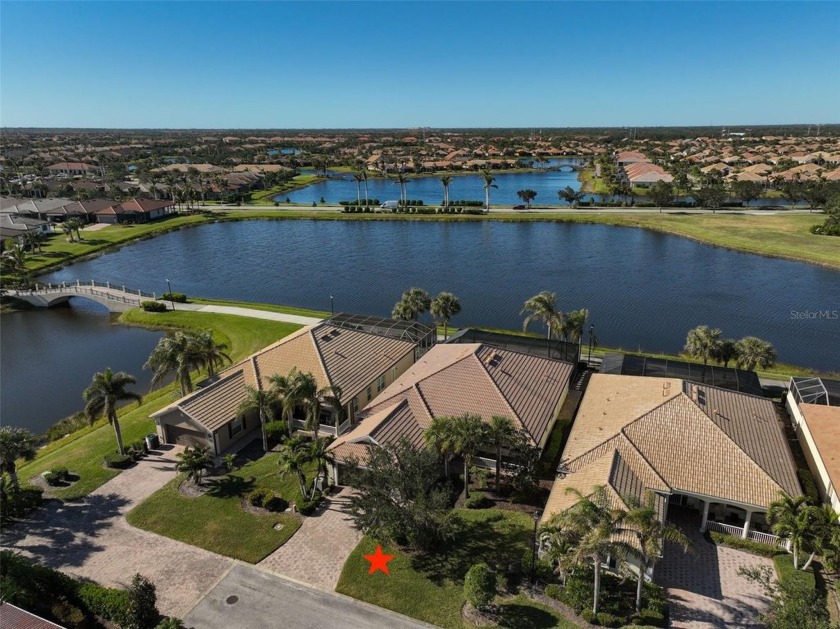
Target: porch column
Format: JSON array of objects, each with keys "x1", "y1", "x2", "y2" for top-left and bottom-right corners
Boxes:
[
  {"x1": 742, "y1": 510, "x2": 752, "y2": 539},
  {"x1": 700, "y1": 500, "x2": 710, "y2": 532}
]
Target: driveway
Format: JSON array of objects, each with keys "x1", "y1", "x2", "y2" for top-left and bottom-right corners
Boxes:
[
  {"x1": 184, "y1": 564, "x2": 435, "y2": 629},
  {"x1": 1, "y1": 445, "x2": 234, "y2": 618},
  {"x1": 258, "y1": 487, "x2": 361, "y2": 590},
  {"x1": 655, "y1": 506, "x2": 772, "y2": 628}
]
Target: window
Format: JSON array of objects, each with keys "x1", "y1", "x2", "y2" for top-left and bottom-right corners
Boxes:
[
  {"x1": 230, "y1": 417, "x2": 243, "y2": 437},
  {"x1": 391, "y1": 367, "x2": 397, "y2": 381},
  {"x1": 367, "y1": 386, "x2": 373, "y2": 401},
  {"x1": 352, "y1": 398, "x2": 359, "y2": 415},
  {"x1": 377, "y1": 374, "x2": 386, "y2": 392}
]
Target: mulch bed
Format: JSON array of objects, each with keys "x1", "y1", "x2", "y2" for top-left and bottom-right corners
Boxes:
[
  {"x1": 177, "y1": 476, "x2": 223, "y2": 498},
  {"x1": 28, "y1": 472, "x2": 80, "y2": 496}
]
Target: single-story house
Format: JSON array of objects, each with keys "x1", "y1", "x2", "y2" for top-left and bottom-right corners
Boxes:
[
  {"x1": 151, "y1": 316, "x2": 435, "y2": 455},
  {"x1": 541, "y1": 374, "x2": 800, "y2": 565},
  {"x1": 622, "y1": 162, "x2": 674, "y2": 188},
  {"x1": 95, "y1": 198, "x2": 175, "y2": 224},
  {"x1": 45, "y1": 199, "x2": 115, "y2": 223},
  {"x1": 786, "y1": 377, "x2": 840, "y2": 513},
  {"x1": 47, "y1": 162, "x2": 99, "y2": 177},
  {"x1": 327, "y1": 342, "x2": 576, "y2": 484},
  {"x1": 0, "y1": 213, "x2": 51, "y2": 235},
  {"x1": 616, "y1": 151, "x2": 650, "y2": 166}
]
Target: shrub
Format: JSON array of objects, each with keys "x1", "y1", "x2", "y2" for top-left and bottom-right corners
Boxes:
[
  {"x1": 797, "y1": 467, "x2": 820, "y2": 503},
  {"x1": 707, "y1": 530, "x2": 784, "y2": 557},
  {"x1": 596, "y1": 612, "x2": 622, "y2": 627},
  {"x1": 50, "y1": 600, "x2": 86, "y2": 626},
  {"x1": 248, "y1": 488, "x2": 270, "y2": 507},
  {"x1": 262, "y1": 494, "x2": 288, "y2": 513},
  {"x1": 633, "y1": 608, "x2": 666, "y2": 627},
  {"x1": 103, "y1": 453, "x2": 133, "y2": 469},
  {"x1": 161, "y1": 292, "x2": 187, "y2": 303},
  {"x1": 264, "y1": 420, "x2": 287, "y2": 443},
  {"x1": 464, "y1": 493, "x2": 492, "y2": 509},
  {"x1": 544, "y1": 584, "x2": 562, "y2": 600},
  {"x1": 50, "y1": 466, "x2": 70, "y2": 481},
  {"x1": 155, "y1": 619, "x2": 185, "y2": 629},
  {"x1": 0, "y1": 486, "x2": 43, "y2": 523},
  {"x1": 125, "y1": 573, "x2": 160, "y2": 629},
  {"x1": 141, "y1": 301, "x2": 167, "y2": 312},
  {"x1": 295, "y1": 491, "x2": 322, "y2": 516},
  {"x1": 464, "y1": 563, "x2": 497, "y2": 611},
  {"x1": 45, "y1": 413, "x2": 88, "y2": 442},
  {"x1": 774, "y1": 553, "x2": 816, "y2": 589},
  {"x1": 580, "y1": 610, "x2": 598, "y2": 624},
  {"x1": 127, "y1": 440, "x2": 147, "y2": 459},
  {"x1": 77, "y1": 581, "x2": 131, "y2": 626}
]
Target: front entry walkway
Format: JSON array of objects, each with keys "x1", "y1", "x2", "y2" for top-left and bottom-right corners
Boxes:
[
  {"x1": 258, "y1": 487, "x2": 361, "y2": 590},
  {"x1": 655, "y1": 506, "x2": 772, "y2": 628}
]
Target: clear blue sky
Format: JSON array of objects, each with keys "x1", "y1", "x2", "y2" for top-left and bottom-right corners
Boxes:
[{"x1": 1, "y1": 1, "x2": 838, "y2": 128}]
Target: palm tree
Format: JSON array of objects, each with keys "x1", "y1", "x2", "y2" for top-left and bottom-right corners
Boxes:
[
  {"x1": 192, "y1": 330, "x2": 231, "y2": 377},
  {"x1": 361, "y1": 169, "x2": 369, "y2": 204},
  {"x1": 450, "y1": 414, "x2": 489, "y2": 499},
  {"x1": 430, "y1": 292, "x2": 461, "y2": 339},
  {"x1": 83, "y1": 368, "x2": 142, "y2": 455},
  {"x1": 316, "y1": 384, "x2": 344, "y2": 432},
  {"x1": 521, "y1": 290, "x2": 564, "y2": 340},
  {"x1": 23, "y1": 230, "x2": 46, "y2": 254},
  {"x1": 440, "y1": 175, "x2": 452, "y2": 207},
  {"x1": 237, "y1": 386, "x2": 277, "y2": 452},
  {"x1": 712, "y1": 338, "x2": 738, "y2": 368},
  {"x1": 176, "y1": 445, "x2": 213, "y2": 486},
  {"x1": 620, "y1": 492, "x2": 692, "y2": 611},
  {"x1": 560, "y1": 308, "x2": 588, "y2": 342},
  {"x1": 1, "y1": 242, "x2": 28, "y2": 283},
  {"x1": 683, "y1": 325, "x2": 723, "y2": 366},
  {"x1": 278, "y1": 441, "x2": 312, "y2": 500},
  {"x1": 164, "y1": 171, "x2": 180, "y2": 204},
  {"x1": 424, "y1": 415, "x2": 458, "y2": 478},
  {"x1": 768, "y1": 492, "x2": 818, "y2": 570},
  {"x1": 734, "y1": 336, "x2": 777, "y2": 371},
  {"x1": 556, "y1": 485, "x2": 628, "y2": 615},
  {"x1": 268, "y1": 371, "x2": 296, "y2": 436},
  {"x1": 66, "y1": 217, "x2": 85, "y2": 242},
  {"x1": 481, "y1": 169, "x2": 497, "y2": 210},
  {"x1": 145, "y1": 332, "x2": 201, "y2": 397},
  {"x1": 392, "y1": 287, "x2": 431, "y2": 321},
  {"x1": 486, "y1": 416, "x2": 516, "y2": 495},
  {"x1": 517, "y1": 189, "x2": 537, "y2": 208},
  {"x1": 309, "y1": 435, "x2": 335, "y2": 482},
  {"x1": 353, "y1": 171, "x2": 364, "y2": 203},
  {"x1": 0, "y1": 427, "x2": 39, "y2": 492},
  {"x1": 394, "y1": 172, "x2": 409, "y2": 206}
]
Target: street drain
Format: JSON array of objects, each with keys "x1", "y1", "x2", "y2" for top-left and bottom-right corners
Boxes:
[{"x1": 225, "y1": 595, "x2": 238, "y2": 605}]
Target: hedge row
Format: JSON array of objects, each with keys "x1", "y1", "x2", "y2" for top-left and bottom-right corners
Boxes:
[{"x1": 707, "y1": 530, "x2": 786, "y2": 558}]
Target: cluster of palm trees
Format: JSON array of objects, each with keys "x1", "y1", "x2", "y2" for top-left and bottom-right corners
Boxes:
[
  {"x1": 237, "y1": 367, "x2": 343, "y2": 453},
  {"x1": 391, "y1": 288, "x2": 461, "y2": 338},
  {"x1": 352, "y1": 169, "x2": 369, "y2": 204},
  {"x1": 277, "y1": 434, "x2": 335, "y2": 501},
  {"x1": 144, "y1": 330, "x2": 232, "y2": 397},
  {"x1": 423, "y1": 414, "x2": 520, "y2": 499},
  {"x1": 768, "y1": 491, "x2": 840, "y2": 571},
  {"x1": 541, "y1": 486, "x2": 692, "y2": 615},
  {"x1": 1, "y1": 241, "x2": 29, "y2": 285},
  {"x1": 521, "y1": 290, "x2": 590, "y2": 342},
  {"x1": 60, "y1": 218, "x2": 87, "y2": 243},
  {"x1": 684, "y1": 325, "x2": 777, "y2": 371}
]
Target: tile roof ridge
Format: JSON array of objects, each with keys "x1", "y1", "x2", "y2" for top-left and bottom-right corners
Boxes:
[
  {"x1": 307, "y1": 325, "x2": 334, "y2": 393},
  {"x1": 470, "y1": 351, "x2": 531, "y2": 441},
  {"x1": 183, "y1": 367, "x2": 244, "y2": 403},
  {"x1": 565, "y1": 433, "x2": 624, "y2": 471},
  {"x1": 614, "y1": 432, "x2": 672, "y2": 492},
  {"x1": 251, "y1": 356, "x2": 262, "y2": 391},
  {"x1": 411, "y1": 382, "x2": 436, "y2": 425}
]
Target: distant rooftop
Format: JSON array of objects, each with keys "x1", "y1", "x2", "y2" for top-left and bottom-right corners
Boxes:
[
  {"x1": 600, "y1": 353, "x2": 763, "y2": 396},
  {"x1": 327, "y1": 313, "x2": 435, "y2": 346},
  {"x1": 446, "y1": 328, "x2": 580, "y2": 364}
]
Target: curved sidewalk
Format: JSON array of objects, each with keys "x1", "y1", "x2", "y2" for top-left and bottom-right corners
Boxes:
[{"x1": 176, "y1": 302, "x2": 323, "y2": 325}]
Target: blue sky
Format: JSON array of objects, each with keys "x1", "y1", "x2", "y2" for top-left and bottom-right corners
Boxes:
[{"x1": 1, "y1": 1, "x2": 838, "y2": 128}]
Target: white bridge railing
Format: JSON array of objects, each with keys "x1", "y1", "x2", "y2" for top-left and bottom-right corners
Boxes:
[{"x1": 12, "y1": 280, "x2": 157, "y2": 305}]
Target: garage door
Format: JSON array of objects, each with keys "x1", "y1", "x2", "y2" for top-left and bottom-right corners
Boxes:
[{"x1": 166, "y1": 425, "x2": 207, "y2": 447}]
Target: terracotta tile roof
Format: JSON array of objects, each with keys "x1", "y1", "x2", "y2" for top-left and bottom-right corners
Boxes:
[
  {"x1": 799, "y1": 404, "x2": 840, "y2": 497},
  {"x1": 0, "y1": 603, "x2": 65, "y2": 628},
  {"x1": 153, "y1": 369, "x2": 247, "y2": 432}
]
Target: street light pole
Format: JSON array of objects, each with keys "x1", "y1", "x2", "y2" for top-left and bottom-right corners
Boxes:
[
  {"x1": 330, "y1": 295, "x2": 334, "y2": 316},
  {"x1": 531, "y1": 509, "x2": 542, "y2": 584},
  {"x1": 588, "y1": 324, "x2": 595, "y2": 365},
  {"x1": 166, "y1": 278, "x2": 175, "y2": 311}
]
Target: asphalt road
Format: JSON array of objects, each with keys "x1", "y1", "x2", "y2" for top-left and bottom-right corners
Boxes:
[{"x1": 183, "y1": 564, "x2": 436, "y2": 629}]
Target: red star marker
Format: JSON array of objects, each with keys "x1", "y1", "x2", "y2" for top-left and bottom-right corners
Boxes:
[{"x1": 363, "y1": 544, "x2": 395, "y2": 575}]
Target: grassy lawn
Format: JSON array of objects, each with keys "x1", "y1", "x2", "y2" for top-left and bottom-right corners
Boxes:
[
  {"x1": 17, "y1": 310, "x2": 300, "y2": 499},
  {"x1": 337, "y1": 509, "x2": 575, "y2": 629},
  {"x1": 126, "y1": 452, "x2": 315, "y2": 563},
  {"x1": 247, "y1": 174, "x2": 323, "y2": 204}
]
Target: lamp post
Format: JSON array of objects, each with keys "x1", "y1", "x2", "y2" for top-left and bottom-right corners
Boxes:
[
  {"x1": 166, "y1": 278, "x2": 175, "y2": 311},
  {"x1": 330, "y1": 295, "x2": 334, "y2": 316},
  {"x1": 587, "y1": 324, "x2": 595, "y2": 365},
  {"x1": 531, "y1": 509, "x2": 542, "y2": 584}
]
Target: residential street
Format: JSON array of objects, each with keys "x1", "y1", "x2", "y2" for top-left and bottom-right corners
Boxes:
[{"x1": 183, "y1": 564, "x2": 436, "y2": 629}]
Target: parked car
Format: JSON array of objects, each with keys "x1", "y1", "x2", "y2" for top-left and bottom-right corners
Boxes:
[{"x1": 512, "y1": 204, "x2": 526, "y2": 210}]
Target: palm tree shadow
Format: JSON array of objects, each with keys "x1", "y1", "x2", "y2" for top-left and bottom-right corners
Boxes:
[
  {"x1": 494, "y1": 602, "x2": 559, "y2": 629},
  {"x1": 205, "y1": 475, "x2": 255, "y2": 499}
]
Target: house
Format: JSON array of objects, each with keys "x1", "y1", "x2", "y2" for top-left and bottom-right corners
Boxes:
[
  {"x1": 541, "y1": 374, "x2": 800, "y2": 559},
  {"x1": 622, "y1": 162, "x2": 674, "y2": 188},
  {"x1": 151, "y1": 316, "x2": 435, "y2": 455},
  {"x1": 786, "y1": 377, "x2": 840, "y2": 513},
  {"x1": 327, "y1": 342, "x2": 575, "y2": 484},
  {"x1": 47, "y1": 162, "x2": 98, "y2": 177},
  {"x1": 0, "y1": 213, "x2": 52, "y2": 235},
  {"x1": 0, "y1": 602, "x2": 65, "y2": 629},
  {"x1": 616, "y1": 151, "x2": 649, "y2": 166},
  {"x1": 44, "y1": 199, "x2": 115, "y2": 223},
  {"x1": 95, "y1": 198, "x2": 175, "y2": 224}
]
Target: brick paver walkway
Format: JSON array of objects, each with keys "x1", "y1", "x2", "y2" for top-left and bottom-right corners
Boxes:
[
  {"x1": 655, "y1": 507, "x2": 772, "y2": 628},
  {"x1": 1, "y1": 445, "x2": 234, "y2": 618},
  {"x1": 258, "y1": 487, "x2": 362, "y2": 590}
]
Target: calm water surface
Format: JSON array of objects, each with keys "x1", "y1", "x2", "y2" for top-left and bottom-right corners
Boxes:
[
  {"x1": 37, "y1": 220, "x2": 840, "y2": 372},
  {"x1": 1, "y1": 302, "x2": 163, "y2": 434}
]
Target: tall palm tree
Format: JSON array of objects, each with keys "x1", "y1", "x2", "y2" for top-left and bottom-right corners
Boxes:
[
  {"x1": 309, "y1": 435, "x2": 335, "y2": 482},
  {"x1": 440, "y1": 175, "x2": 452, "y2": 207},
  {"x1": 712, "y1": 338, "x2": 738, "y2": 368},
  {"x1": 0, "y1": 427, "x2": 39, "y2": 492},
  {"x1": 1, "y1": 242, "x2": 28, "y2": 283},
  {"x1": 430, "y1": 292, "x2": 461, "y2": 339},
  {"x1": 144, "y1": 332, "x2": 202, "y2": 397},
  {"x1": 557, "y1": 485, "x2": 628, "y2": 615},
  {"x1": 734, "y1": 336, "x2": 777, "y2": 371},
  {"x1": 486, "y1": 416, "x2": 516, "y2": 495},
  {"x1": 521, "y1": 290, "x2": 564, "y2": 340},
  {"x1": 560, "y1": 308, "x2": 588, "y2": 342},
  {"x1": 192, "y1": 330, "x2": 231, "y2": 377},
  {"x1": 23, "y1": 230, "x2": 46, "y2": 254},
  {"x1": 238, "y1": 385, "x2": 277, "y2": 452},
  {"x1": 164, "y1": 171, "x2": 180, "y2": 204},
  {"x1": 450, "y1": 414, "x2": 489, "y2": 499},
  {"x1": 268, "y1": 371, "x2": 296, "y2": 436},
  {"x1": 361, "y1": 169, "x2": 369, "y2": 204},
  {"x1": 352, "y1": 171, "x2": 364, "y2": 203},
  {"x1": 175, "y1": 445, "x2": 213, "y2": 486},
  {"x1": 768, "y1": 492, "x2": 818, "y2": 570},
  {"x1": 83, "y1": 368, "x2": 143, "y2": 455},
  {"x1": 481, "y1": 170, "x2": 497, "y2": 211},
  {"x1": 392, "y1": 287, "x2": 431, "y2": 321},
  {"x1": 66, "y1": 217, "x2": 85, "y2": 241},
  {"x1": 620, "y1": 492, "x2": 692, "y2": 611},
  {"x1": 316, "y1": 384, "x2": 344, "y2": 431},
  {"x1": 424, "y1": 415, "x2": 458, "y2": 478},
  {"x1": 394, "y1": 172, "x2": 409, "y2": 205},
  {"x1": 278, "y1": 441, "x2": 312, "y2": 500},
  {"x1": 683, "y1": 325, "x2": 723, "y2": 366}
]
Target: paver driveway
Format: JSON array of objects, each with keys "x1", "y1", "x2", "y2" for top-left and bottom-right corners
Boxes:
[
  {"x1": 655, "y1": 506, "x2": 772, "y2": 628},
  {"x1": 258, "y1": 487, "x2": 361, "y2": 590},
  {"x1": 1, "y1": 445, "x2": 234, "y2": 618}
]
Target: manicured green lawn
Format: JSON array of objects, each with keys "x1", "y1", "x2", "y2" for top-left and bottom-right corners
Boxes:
[
  {"x1": 336, "y1": 509, "x2": 575, "y2": 629},
  {"x1": 17, "y1": 311, "x2": 300, "y2": 499},
  {"x1": 126, "y1": 453, "x2": 315, "y2": 563}
]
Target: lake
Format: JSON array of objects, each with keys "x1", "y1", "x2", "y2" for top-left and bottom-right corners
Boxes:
[
  {"x1": 1, "y1": 301, "x2": 163, "y2": 435},
  {"x1": 34, "y1": 219, "x2": 840, "y2": 373}
]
